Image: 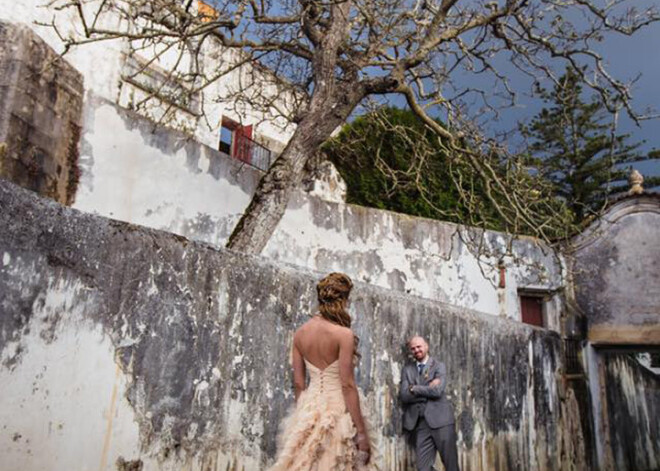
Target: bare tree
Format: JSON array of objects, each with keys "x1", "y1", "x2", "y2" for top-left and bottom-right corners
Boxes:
[{"x1": 45, "y1": 0, "x2": 659, "y2": 253}]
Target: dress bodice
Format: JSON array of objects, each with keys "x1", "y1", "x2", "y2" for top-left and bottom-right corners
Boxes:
[{"x1": 305, "y1": 359, "x2": 344, "y2": 396}]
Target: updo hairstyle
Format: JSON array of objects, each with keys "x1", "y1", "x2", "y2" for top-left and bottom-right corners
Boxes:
[{"x1": 316, "y1": 272, "x2": 353, "y2": 327}]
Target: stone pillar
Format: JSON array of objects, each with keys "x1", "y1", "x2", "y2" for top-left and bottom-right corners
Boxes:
[{"x1": 0, "y1": 21, "x2": 83, "y2": 205}]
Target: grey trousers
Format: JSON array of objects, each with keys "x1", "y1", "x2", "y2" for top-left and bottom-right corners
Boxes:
[{"x1": 414, "y1": 418, "x2": 460, "y2": 471}]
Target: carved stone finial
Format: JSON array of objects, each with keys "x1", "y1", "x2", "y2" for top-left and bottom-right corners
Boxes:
[{"x1": 628, "y1": 169, "x2": 644, "y2": 195}]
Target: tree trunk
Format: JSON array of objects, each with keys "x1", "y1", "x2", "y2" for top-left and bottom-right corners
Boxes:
[
  {"x1": 225, "y1": 92, "x2": 359, "y2": 254},
  {"x1": 227, "y1": 0, "x2": 357, "y2": 254}
]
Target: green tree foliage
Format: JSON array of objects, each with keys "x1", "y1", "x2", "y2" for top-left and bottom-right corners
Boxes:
[
  {"x1": 323, "y1": 107, "x2": 456, "y2": 220},
  {"x1": 323, "y1": 107, "x2": 573, "y2": 238},
  {"x1": 521, "y1": 68, "x2": 659, "y2": 222}
]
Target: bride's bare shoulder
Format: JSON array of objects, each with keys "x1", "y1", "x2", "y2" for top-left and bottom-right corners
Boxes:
[
  {"x1": 293, "y1": 316, "x2": 318, "y2": 338},
  {"x1": 323, "y1": 323, "x2": 354, "y2": 345},
  {"x1": 334, "y1": 325, "x2": 354, "y2": 343},
  {"x1": 294, "y1": 316, "x2": 352, "y2": 338}
]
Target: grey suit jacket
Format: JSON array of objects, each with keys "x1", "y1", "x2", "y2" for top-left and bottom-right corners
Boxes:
[{"x1": 400, "y1": 357, "x2": 455, "y2": 431}]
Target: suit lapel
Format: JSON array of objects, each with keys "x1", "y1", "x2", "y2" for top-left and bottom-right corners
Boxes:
[
  {"x1": 407, "y1": 357, "x2": 436, "y2": 385},
  {"x1": 407, "y1": 363, "x2": 419, "y2": 385},
  {"x1": 419, "y1": 358, "x2": 435, "y2": 384},
  {"x1": 427, "y1": 357, "x2": 435, "y2": 377}
]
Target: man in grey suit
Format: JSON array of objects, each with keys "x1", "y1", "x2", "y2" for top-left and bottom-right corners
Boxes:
[{"x1": 400, "y1": 336, "x2": 459, "y2": 471}]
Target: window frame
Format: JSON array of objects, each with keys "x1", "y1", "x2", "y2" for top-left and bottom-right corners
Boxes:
[{"x1": 518, "y1": 288, "x2": 552, "y2": 328}]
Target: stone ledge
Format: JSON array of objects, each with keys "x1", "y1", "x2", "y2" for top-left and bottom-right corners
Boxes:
[{"x1": 588, "y1": 325, "x2": 660, "y2": 346}]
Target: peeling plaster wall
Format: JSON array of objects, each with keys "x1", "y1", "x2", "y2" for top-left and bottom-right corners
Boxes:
[
  {"x1": 265, "y1": 192, "x2": 564, "y2": 324},
  {"x1": 573, "y1": 196, "x2": 660, "y2": 327},
  {"x1": 602, "y1": 354, "x2": 660, "y2": 471},
  {"x1": 572, "y1": 196, "x2": 660, "y2": 343},
  {"x1": 72, "y1": 97, "x2": 564, "y2": 323},
  {"x1": 0, "y1": 179, "x2": 583, "y2": 471},
  {"x1": 574, "y1": 197, "x2": 660, "y2": 470}
]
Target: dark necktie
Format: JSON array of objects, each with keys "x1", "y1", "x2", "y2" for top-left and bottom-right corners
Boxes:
[{"x1": 417, "y1": 363, "x2": 425, "y2": 376}]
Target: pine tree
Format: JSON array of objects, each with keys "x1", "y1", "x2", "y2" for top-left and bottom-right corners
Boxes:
[{"x1": 521, "y1": 68, "x2": 659, "y2": 222}]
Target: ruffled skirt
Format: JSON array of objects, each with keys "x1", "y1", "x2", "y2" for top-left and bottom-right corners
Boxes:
[{"x1": 267, "y1": 389, "x2": 381, "y2": 471}]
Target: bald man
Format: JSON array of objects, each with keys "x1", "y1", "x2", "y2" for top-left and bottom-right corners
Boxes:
[{"x1": 400, "y1": 336, "x2": 459, "y2": 471}]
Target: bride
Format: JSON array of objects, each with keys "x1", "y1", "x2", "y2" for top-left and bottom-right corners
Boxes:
[{"x1": 267, "y1": 272, "x2": 379, "y2": 471}]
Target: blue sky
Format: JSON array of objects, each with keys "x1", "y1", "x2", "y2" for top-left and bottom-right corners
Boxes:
[
  {"x1": 367, "y1": 3, "x2": 660, "y2": 182},
  {"x1": 481, "y1": 19, "x2": 660, "y2": 179},
  {"x1": 599, "y1": 17, "x2": 660, "y2": 179},
  {"x1": 465, "y1": 4, "x2": 660, "y2": 180},
  {"x1": 245, "y1": 0, "x2": 660, "y2": 180}
]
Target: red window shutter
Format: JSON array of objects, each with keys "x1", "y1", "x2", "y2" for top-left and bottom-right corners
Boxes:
[
  {"x1": 241, "y1": 124, "x2": 253, "y2": 140},
  {"x1": 234, "y1": 125, "x2": 253, "y2": 164},
  {"x1": 521, "y1": 295, "x2": 543, "y2": 327},
  {"x1": 222, "y1": 117, "x2": 253, "y2": 165}
]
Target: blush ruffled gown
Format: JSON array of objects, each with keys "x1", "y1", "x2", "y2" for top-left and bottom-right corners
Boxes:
[{"x1": 267, "y1": 359, "x2": 381, "y2": 471}]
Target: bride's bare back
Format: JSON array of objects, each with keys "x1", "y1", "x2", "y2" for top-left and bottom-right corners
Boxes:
[
  {"x1": 294, "y1": 315, "x2": 348, "y2": 370},
  {"x1": 268, "y1": 302, "x2": 374, "y2": 470}
]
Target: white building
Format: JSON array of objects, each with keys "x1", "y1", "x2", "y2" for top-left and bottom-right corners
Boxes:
[{"x1": 0, "y1": 0, "x2": 566, "y2": 328}]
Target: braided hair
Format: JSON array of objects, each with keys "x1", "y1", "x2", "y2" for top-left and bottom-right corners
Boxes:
[
  {"x1": 316, "y1": 272, "x2": 360, "y2": 358},
  {"x1": 316, "y1": 272, "x2": 353, "y2": 327}
]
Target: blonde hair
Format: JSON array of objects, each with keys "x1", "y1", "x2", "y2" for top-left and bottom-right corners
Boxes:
[{"x1": 316, "y1": 272, "x2": 353, "y2": 327}]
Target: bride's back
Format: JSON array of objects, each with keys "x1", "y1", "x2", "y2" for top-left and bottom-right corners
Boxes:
[
  {"x1": 295, "y1": 316, "x2": 348, "y2": 370},
  {"x1": 274, "y1": 273, "x2": 373, "y2": 470}
]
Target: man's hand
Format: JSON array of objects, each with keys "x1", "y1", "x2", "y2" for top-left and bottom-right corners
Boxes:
[{"x1": 410, "y1": 379, "x2": 440, "y2": 395}]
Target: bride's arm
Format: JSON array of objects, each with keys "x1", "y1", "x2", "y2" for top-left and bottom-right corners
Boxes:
[
  {"x1": 338, "y1": 329, "x2": 370, "y2": 454},
  {"x1": 292, "y1": 340, "x2": 306, "y2": 401}
]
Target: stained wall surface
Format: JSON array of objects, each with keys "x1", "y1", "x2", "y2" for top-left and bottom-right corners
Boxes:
[
  {"x1": 603, "y1": 354, "x2": 660, "y2": 471},
  {"x1": 0, "y1": 10, "x2": 567, "y2": 325},
  {"x1": 574, "y1": 196, "x2": 660, "y2": 471},
  {"x1": 0, "y1": 22, "x2": 83, "y2": 204},
  {"x1": 572, "y1": 196, "x2": 660, "y2": 345},
  {"x1": 71, "y1": 97, "x2": 565, "y2": 325},
  {"x1": 0, "y1": 179, "x2": 584, "y2": 471}
]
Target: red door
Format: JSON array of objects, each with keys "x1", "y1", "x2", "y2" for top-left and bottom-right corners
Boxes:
[{"x1": 521, "y1": 295, "x2": 543, "y2": 327}]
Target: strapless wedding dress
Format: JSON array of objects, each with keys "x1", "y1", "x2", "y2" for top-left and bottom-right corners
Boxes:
[{"x1": 267, "y1": 359, "x2": 380, "y2": 471}]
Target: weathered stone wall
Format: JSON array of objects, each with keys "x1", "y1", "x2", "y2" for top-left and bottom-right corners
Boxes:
[
  {"x1": 572, "y1": 195, "x2": 660, "y2": 345},
  {"x1": 0, "y1": 179, "x2": 584, "y2": 471},
  {"x1": 603, "y1": 353, "x2": 660, "y2": 471},
  {"x1": 73, "y1": 96, "x2": 565, "y2": 325},
  {"x1": 265, "y1": 191, "x2": 565, "y2": 325},
  {"x1": 573, "y1": 196, "x2": 660, "y2": 471},
  {"x1": 0, "y1": 21, "x2": 83, "y2": 205}
]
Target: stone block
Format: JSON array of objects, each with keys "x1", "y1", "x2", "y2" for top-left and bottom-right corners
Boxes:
[{"x1": 0, "y1": 20, "x2": 83, "y2": 205}]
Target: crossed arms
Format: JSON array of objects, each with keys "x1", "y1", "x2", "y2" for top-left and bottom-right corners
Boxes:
[{"x1": 400, "y1": 362, "x2": 447, "y2": 404}]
